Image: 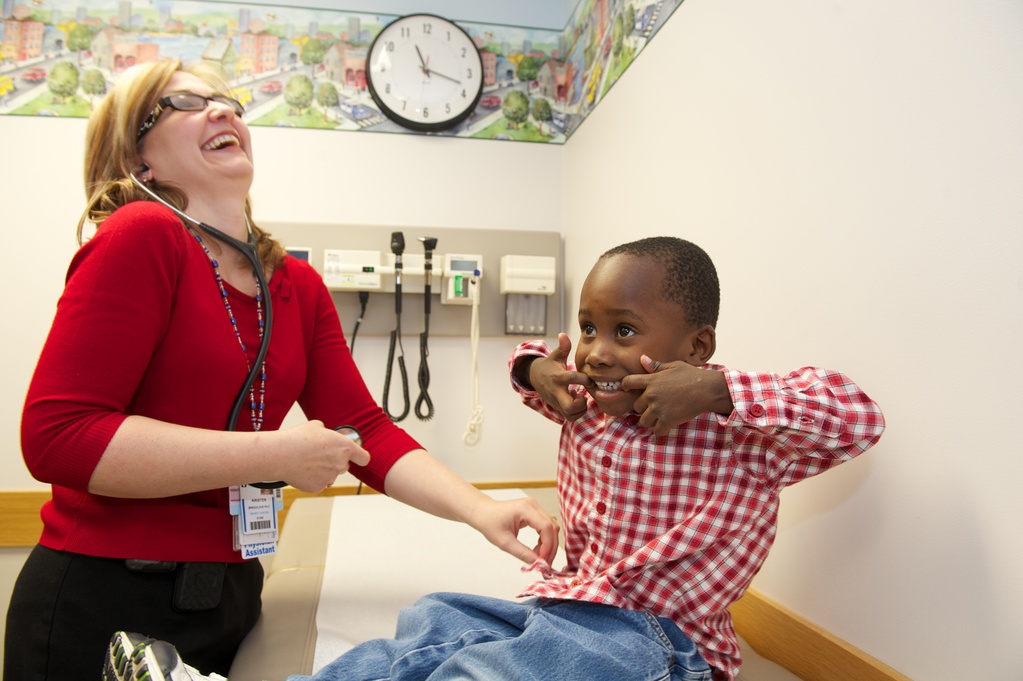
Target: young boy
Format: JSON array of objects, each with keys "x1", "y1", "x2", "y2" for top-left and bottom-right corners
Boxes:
[
  {"x1": 504, "y1": 236, "x2": 884, "y2": 679},
  {"x1": 104, "y1": 236, "x2": 884, "y2": 681}
]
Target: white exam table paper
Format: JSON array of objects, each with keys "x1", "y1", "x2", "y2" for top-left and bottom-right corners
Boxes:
[{"x1": 313, "y1": 489, "x2": 556, "y2": 673}]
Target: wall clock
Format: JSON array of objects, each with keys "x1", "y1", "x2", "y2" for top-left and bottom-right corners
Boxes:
[{"x1": 366, "y1": 14, "x2": 485, "y2": 133}]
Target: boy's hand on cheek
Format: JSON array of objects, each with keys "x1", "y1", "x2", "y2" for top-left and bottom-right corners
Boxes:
[
  {"x1": 531, "y1": 333, "x2": 593, "y2": 421},
  {"x1": 623, "y1": 355, "x2": 734, "y2": 435}
]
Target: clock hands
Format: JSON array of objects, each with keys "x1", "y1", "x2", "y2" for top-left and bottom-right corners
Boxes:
[
  {"x1": 416, "y1": 45, "x2": 428, "y2": 73},
  {"x1": 413, "y1": 44, "x2": 462, "y2": 85},
  {"x1": 426, "y1": 68, "x2": 462, "y2": 85}
]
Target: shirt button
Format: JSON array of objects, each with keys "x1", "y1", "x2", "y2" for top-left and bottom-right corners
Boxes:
[
  {"x1": 749, "y1": 403, "x2": 766, "y2": 418},
  {"x1": 590, "y1": 542, "x2": 598, "y2": 553},
  {"x1": 601, "y1": 456, "x2": 612, "y2": 467},
  {"x1": 595, "y1": 502, "x2": 607, "y2": 514}
]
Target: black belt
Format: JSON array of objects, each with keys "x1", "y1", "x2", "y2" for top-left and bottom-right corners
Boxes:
[
  {"x1": 125, "y1": 559, "x2": 226, "y2": 611},
  {"x1": 125, "y1": 559, "x2": 178, "y2": 573}
]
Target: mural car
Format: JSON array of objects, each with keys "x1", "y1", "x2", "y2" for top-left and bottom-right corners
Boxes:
[{"x1": 21, "y1": 67, "x2": 47, "y2": 83}]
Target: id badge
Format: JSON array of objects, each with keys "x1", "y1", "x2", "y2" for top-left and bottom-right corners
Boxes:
[
  {"x1": 229, "y1": 485, "x2": 283, "y2": 517},
  {"x1": 233, "y1": 519, "x2": 279, "y2": 558},
  {"x1": 229, "y1": 485, "x2": 281, "y2": 558},
  {"x1": 239, "y1": 484, "x2": 277, "y2": 534}
]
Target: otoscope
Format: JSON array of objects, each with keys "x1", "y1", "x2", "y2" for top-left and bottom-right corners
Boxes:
[
  {"x1": 382, "y1": 231, "x2": 410, "y2": 422},
  {"x1": 130, "y1": 169, "x2": 284, "y2": 488}
]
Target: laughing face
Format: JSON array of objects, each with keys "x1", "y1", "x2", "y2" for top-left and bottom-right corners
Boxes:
[
  {"x1": 137, "y1": 72, "x2": 253, "y2": 199},
  {"x1": 575, "y1": 253, "x2": 700, "y2": 417}
]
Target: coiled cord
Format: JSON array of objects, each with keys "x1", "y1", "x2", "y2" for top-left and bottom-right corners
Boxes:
[
  {"x1": 383, "y1": 322, "x2": 410, "y2": 422},
  {"x1": 463, "y1": 272, "x2": 484, "y2": 445}
]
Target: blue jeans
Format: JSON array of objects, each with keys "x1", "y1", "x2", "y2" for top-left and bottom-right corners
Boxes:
[{"x1": 287, "y1": 592, "x2": 712, "y2": 681}]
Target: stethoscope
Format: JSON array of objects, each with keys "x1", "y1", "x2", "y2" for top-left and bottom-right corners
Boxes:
[{"x1": 130, "y1": 169, "x2": 285, "y2": 487}]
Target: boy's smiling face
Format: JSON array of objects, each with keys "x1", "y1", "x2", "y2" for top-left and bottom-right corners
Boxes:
[{"x1": 575, "y1": 253, "x2": 702, "y2": 417}]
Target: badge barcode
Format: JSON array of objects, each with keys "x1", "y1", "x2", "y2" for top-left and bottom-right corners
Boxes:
[{"x1": 250, "y1": 520, "x2": 272, "y2": 530}]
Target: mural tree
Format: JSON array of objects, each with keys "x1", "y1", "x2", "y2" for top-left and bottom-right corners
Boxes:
[
  {"x1": 48, "y1": 62, "x2": 79, "y2": 104},
  {"x1": 517, "y1": 56, "x2": 539, "y2": 83},
  {"x1": 82, "y1": 69, "x2": 107, "y2": 108},
  {"x1": 613, "y1": 15, "x2": 625, "y2": 57},
  {"x1": 503, "y1": 90, "x2": 529, "y2": 129},
  {"x1": 285, "y1": 75, "x2": 314, "y2": 115},
  {"x1": 301, "y1": 39, "x2": 326, "y2": 80},
  {"x1": 316, "y1": 82, "x2": 339, "y2": 121},
  {"x1": 532, "y1": 97, "x2": 552, "y2": 135},
  {"x1": 68, "y1": 24, "x2": 95, "y2": 66}
]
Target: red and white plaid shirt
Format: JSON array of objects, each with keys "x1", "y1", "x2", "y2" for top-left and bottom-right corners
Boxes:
[{"x1": 510, "y1": 341, "x2": 885, "y2": 680}]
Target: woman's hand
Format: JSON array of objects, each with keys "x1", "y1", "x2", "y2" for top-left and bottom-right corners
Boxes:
[
  {"x1": 382, "y1": 450, "x2": 560, "y2": 564},
  {"x1": 468, "y1": 495, "x2": 561, "y2": 564},
  {"x1": 270, "y1": 420, "x2": 371, "y2": 493}
]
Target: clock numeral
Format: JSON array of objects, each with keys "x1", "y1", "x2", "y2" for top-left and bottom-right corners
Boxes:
[
  {"x1": 402, "y1": 100, "x2": 407, "y2": 111},
  {"x1": 445, "y1": 103, "x2": 451, "y2": 114},
  {"x1": 461, "y1": 47, "x2": 467, "y2": 58},
  {"x1": 386, "y1": 41, "x2": 395, "y2": 52},
  {"x1": 460, "y1": 89, "x2": 466, "y2": 99},
  {"x1": 466, "y1": 68, "x2": 473, "y2": 79},
  {"x1": 400, "y1": 27, "x2": 410, "y2": 38},
  {"x1": 385, "y1": 83, "x2": 391, "y2": 94},
  {"x1": 423, "y1": 22, "x2": 432, "y2": 35}
]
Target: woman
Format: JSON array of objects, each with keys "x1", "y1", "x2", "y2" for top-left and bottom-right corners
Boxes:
[{"x1": 5, "y1": 60, "x2": 558, "y2": 681}]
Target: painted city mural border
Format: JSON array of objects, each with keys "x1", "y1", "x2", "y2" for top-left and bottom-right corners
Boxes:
[{"x1": 0, "y1": 0, "x2": 683, "y2": 143}]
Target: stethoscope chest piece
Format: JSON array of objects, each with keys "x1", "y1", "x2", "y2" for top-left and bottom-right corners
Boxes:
[{"x1": 334, "y1": 425, "x2": 362, "y2": 447}]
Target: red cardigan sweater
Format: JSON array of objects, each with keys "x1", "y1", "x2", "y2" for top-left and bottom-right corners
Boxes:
[{"x1": 21, "y1": 201, "x2": 419, "y2": 562}]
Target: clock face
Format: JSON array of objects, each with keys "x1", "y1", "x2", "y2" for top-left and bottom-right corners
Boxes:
[{"x1": 367, "y1": 14, "x2": 485, "y2": 133}]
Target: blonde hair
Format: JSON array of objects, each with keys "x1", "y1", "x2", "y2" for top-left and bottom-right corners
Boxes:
[{"x1": 79, "y1": 59, "x2": 284, "y2": 268}]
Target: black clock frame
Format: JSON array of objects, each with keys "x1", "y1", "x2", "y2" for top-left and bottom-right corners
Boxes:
[{"x1": 366, "y1": 13, "x2": 485, "y2": 133}]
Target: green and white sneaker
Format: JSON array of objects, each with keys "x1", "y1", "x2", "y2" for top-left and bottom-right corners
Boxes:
[{"x1": 102, "y1": 631, "x2": 228, "y2": 681}]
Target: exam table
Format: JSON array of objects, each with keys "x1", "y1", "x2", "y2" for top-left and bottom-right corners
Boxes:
[{"x1": 229, "y1": 490, "x2": 800, "y2": 681}]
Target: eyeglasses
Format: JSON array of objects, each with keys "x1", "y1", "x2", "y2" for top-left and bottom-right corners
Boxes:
[{"x1": 137, "y1": 92, "x2": 245, "y2": 141}]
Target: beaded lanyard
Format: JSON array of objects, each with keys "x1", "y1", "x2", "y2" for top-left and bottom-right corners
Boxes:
[{"x1": 191, "y1": 230, "x2": 266, "y2": 432}]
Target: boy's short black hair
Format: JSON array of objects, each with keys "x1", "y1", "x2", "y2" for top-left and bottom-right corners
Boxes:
[{"x1": 601, "y1": 236, "x2": 720, "y2": 329}]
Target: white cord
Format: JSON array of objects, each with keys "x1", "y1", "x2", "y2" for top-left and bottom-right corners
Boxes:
[{"x1": 463, "y1": 272, "x2": 484, "y2": 445}]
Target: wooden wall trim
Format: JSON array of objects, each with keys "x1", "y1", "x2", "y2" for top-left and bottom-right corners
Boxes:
[
  {"x1": 0, "y1": 490, "x2": 48, "y2": 547},
  {"x1": 2, "y1": 488, "x2": 911, "y2": 680}
]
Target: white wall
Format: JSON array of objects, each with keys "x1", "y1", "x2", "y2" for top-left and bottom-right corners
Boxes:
[
  {"x1": 3, "y1": 0, "x2": 1022, "y2": 678},
  {"x1": 563, "y1": 0, "x2": 1023, "y2": 679}
]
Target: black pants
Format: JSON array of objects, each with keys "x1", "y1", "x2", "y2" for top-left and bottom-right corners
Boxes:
[{"x1": 4, "y1": 545, "x2": 263, "y2": 681}]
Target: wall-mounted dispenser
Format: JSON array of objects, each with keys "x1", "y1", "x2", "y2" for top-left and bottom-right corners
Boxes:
[
  {"x1": 323, "y1": 249, "x2": 384, "y2": 290},
  {"x1": 500, "y1": 255, "x2": 557, "y2": 335},
  {"x1": 441, "y1": 254, "x2": 483, "y2": 305}
]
